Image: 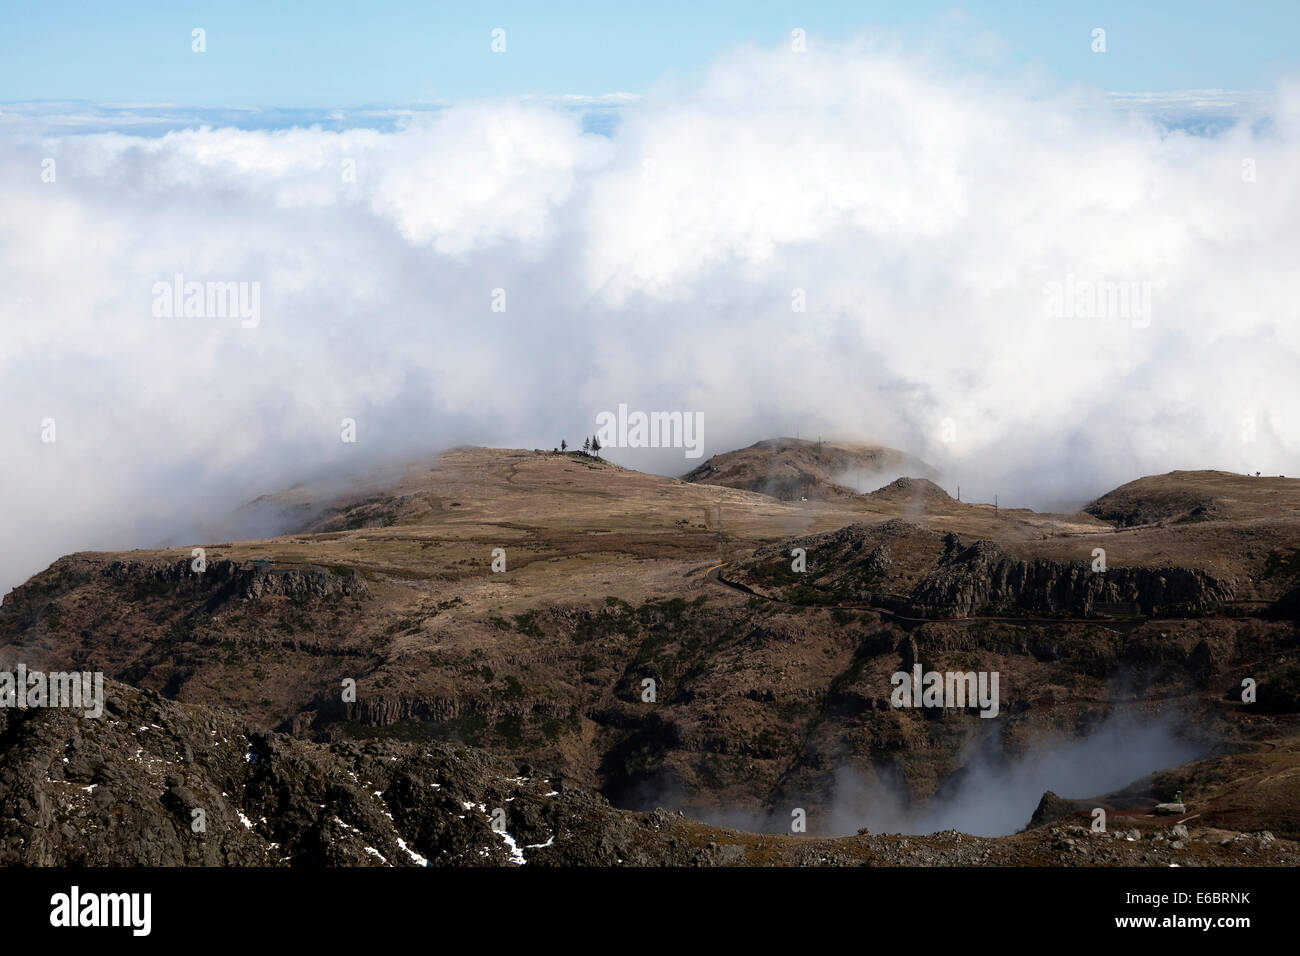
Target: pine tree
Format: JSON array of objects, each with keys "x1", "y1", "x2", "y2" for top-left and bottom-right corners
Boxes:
[
  {"x1": 591, "y1": 435, "x2": 602, "y2": 456},
  {"x1": 561, "y1": 439, "x2": 567, "y2": 452},
  {"x1": 583, "y1": 437, "x2": 590, "y2": 453}
]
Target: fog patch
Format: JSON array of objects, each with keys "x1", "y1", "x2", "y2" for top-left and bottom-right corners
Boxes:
[
  {"x1": 828, "y1": 710, "x2": 1203, "y2": 837},
  {"x1": 678, "y1": 709, "x2": 1204, "y2": 838}
]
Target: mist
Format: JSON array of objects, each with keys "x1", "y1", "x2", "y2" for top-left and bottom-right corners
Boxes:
[
  {"x1": 826, "y1": 709, "x2": 1203, "y2": 837},
  {"x1": 686, "y1": 708, "x2": 1204, "y2": 838},
  {"x1": 4, "y1": 38, "x2": 1300, "y2": 593}
]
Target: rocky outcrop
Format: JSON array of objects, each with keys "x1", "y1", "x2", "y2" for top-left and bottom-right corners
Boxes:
[
  {"x1": 910, "y1": 535, "x2": 1237, "y2": 617},
  {"x1": 865, "y1": 477, "x2": 954, "y2": 508},
  {"x1": 739, "y1": 523, "x2": 1237, "y2": 617},
  {"x1": 0, "y1": 678, "x2": 714, "y2": 867},
  {"x1": 101, "y1": 558, "x2": 368, "y2": 607},
  {"x1": 751, "y1": 519, "x2": 925, "y2": 561},
  {"x1": 1028, "y1": 790, "x2": 1079, "y2": 827}
]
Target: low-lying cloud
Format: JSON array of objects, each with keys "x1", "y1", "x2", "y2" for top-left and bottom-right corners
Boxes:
[
  {"x1": 3, "y1": 39, "x2": 1300, "y2": 592},
  {"x1": 825, "y1": 709, "x2": 1203, "y2": 837},
  {"x1": 685, "y1": 708, "x2": 1203, "y2": 838}
]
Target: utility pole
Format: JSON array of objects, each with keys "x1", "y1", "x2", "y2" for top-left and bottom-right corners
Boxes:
[
  {"x1": 957, "y1": 485, "x2": 960, "y2": 502},
  {"x1": 994, "y1": 494, "x2": 998, "y2": 515}
]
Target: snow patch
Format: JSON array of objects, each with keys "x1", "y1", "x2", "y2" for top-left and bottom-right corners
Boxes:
[{"x1": 395, "y1": 837, "x2": 428, "y2": 866}]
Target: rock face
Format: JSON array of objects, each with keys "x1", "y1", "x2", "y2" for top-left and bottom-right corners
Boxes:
[
  {"x1": 910, "y1": 535, "x2": 1237, "y2": 617},
  {"x1": 0, "y1": 678, "x2": 698, "y2": 867},
  {"x1": 1029, "y1": 791, "x2": 1077, "y2": 827},
  {"x1": 100, "y1": 559, "x2": 368, "y2": 608},
  {"x1": 737, "y1": 523, "x2": 1238, "y2": 617}
]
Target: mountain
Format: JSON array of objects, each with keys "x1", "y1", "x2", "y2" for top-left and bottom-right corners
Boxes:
[
  {"x1": 1085, "y1": 470, "x2": 1300, "y2": 527},
  {"x1": 681, "y1": 437, "x2": 937, "y2": 500},
  {"x1": 2, "y1": 445, "x2": 1299, "y2": 864}
]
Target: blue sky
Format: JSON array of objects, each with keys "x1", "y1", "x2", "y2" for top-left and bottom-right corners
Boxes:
[{"x1": 3, "y1": 0, "x2": 1298, "y2": 107}]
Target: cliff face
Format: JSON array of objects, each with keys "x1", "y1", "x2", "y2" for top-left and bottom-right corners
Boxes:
[
  {"x1": 101, "y1": 558, "x2": 369, "y2": 606},
  {"x1": 1, "y1": 557, "x2": 367, "y2": 624},
  {"x1": 909, "y1": 535, "x2": 1238, "y2": 618},
  {"x1": 737, "y1": 524, "x2": 1240, "y2": 618}
]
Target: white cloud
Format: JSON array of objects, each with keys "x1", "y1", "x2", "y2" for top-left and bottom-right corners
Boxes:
[{"x1": 2, "y1": 43, "x2": 1299, "y2": 592}]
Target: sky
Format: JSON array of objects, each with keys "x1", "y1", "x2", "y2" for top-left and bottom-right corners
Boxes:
[
  {"x1": 1, "y1": 5, "x2": 1299, "y2": 594},
  {"x1": 1, "y1": 1, "x2": 1298, "y2": 106}
]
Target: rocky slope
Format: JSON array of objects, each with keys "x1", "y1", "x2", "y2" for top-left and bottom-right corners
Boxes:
[
  {"x1": 2, "y1": 679, "x2": 1295, "y2": 867},
  {"x1": 4, "y1": 537, "x2": 1297, "y2": 842},
  {"x1": 733, "y1": 520, "x2": 1251, "y2": 618},
  {"x1": 1085, "y1": 470, "x2": 1300, "y2": 527}
]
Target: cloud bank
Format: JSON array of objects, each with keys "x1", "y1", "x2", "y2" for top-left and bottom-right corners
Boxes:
[{"x1": 3, "y1": 40, "x2": 1299, "y2": 593}]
